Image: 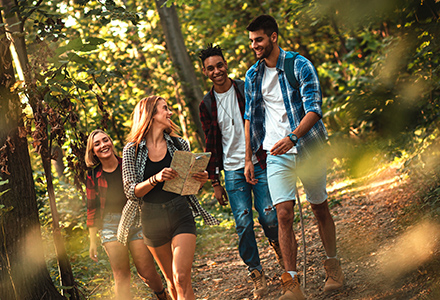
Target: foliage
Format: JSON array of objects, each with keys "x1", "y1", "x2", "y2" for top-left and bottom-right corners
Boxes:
[{"x1": 2, "y1": 0, "x2": 439, "y2": 297}]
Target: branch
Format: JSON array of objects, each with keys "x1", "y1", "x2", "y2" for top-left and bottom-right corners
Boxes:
[{"x1": 20, "y1": 0, "x2": 44, "y2": 25}]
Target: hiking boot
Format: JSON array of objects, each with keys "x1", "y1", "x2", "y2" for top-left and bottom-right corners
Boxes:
[
  {"x1": 155, "y1": 288, "x2": 171, "y2": 300},
  {"x1": 269, "y1": 240, "x2": 284, "y2": 268},
  {"x1": 249, "y1": 269, "x2": 268, "y2": 298},
  {"x1": 323, "y1": 258, "x2": 344, "y2": 293},
  {"x1": 279, "y1": 272, "x2": 305, "y2": 300}
]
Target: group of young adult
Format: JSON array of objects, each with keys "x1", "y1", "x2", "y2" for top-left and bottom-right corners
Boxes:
[{"x1": 85, "y1": 14, "x2": 343, "y2": 300}]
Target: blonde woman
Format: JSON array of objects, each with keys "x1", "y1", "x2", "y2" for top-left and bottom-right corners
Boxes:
[
  {"x1": 85, "y1": 129, "x2": 169, "y2": 300},
  {"x1": 117, "y1": 96, "x2": 219, "y2": 300}
]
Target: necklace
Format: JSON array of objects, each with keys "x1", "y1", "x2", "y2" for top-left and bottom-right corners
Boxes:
[{"x1": 215, "y1": 89, "x2": 235, "y2": 126}]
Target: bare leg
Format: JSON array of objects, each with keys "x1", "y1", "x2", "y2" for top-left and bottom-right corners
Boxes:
[
  {"x1": 276, "y1": 201, "x2": 298, "y2": 272},
  {"x1": 103, "y1": 241, "x2": 132, "y2": 300},
  {"x1": 148, "y1": 241, "x2": 176, "y2": 300},
  {"x1": 129, "y1": 239, "x2": 164, "y2": 293},
  {"x1": 310, "y1": 200, "x2": 336, "y2": 257},
  {"x1": 171, "y1": 233, "x2": 196, "y2": 300}
]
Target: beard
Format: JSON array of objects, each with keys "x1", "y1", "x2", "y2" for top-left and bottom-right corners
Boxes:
[{"x1": 255, "y1": 41, "x2": 274, "y2": 60}]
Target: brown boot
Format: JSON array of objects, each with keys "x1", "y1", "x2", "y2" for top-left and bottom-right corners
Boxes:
[
  {"x1": 269, "y1": 240, "x2": 284, "y2": 268},
  {"x1": 279, "y1": 272, "x2": 305, "y2": 300},
  {"x1": 155, "y1": 288, "x2": 171, "y2": 300},
  {"x1": 249, "y1": 269, "x2": 268, "y2": 298},
  {"x1": 323, "y1": 258, "x2": 344, "y2": 292}
]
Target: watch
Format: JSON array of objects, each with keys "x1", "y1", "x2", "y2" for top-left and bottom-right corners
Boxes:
[{"x1": 287, "y1": 133, "x2": 298, "y2": 145}]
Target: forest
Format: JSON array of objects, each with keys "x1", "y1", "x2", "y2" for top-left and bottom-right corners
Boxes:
[{"x1": 0, "y1": 0, "x2": 439, "y2": 299}]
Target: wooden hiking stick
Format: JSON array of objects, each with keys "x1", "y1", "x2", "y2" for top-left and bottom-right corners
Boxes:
[{"x1": 295, "y1": 185, "x2": 307, "y2": 289}]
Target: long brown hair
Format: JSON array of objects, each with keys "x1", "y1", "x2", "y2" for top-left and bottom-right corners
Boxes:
[
  {"x1": 85, "y1": 129, "x2": 116, "y2": 167},
  {"x1": 126, "y1": 95, "x2": 180, "y2": 148}
]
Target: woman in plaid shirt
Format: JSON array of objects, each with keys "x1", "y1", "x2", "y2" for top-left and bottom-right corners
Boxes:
[
  {"x1": 85, "y1": 129, "x2": 169, "y2": 300},
  {"x1": 119, "y1": 96, "x2": 218, "y2": 300}
]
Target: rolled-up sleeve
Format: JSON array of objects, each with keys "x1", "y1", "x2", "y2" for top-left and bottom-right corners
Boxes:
[{"x1": 298, "y1": 59, "x2": 323, "y2": 118}]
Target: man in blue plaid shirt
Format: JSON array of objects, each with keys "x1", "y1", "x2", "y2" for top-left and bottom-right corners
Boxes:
[
  {"x1": 244, "y1": 15, "x2": 344, "y2": 300},
  {"x1": 199, "y1": 44, "x2": 282, "y2": 298}
]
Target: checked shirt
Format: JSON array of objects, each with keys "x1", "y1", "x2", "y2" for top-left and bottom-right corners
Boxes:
[
  {"x1": 117, "y1": 132, "x2": 219, "y2": 245},
  {"x1": 244, "y1": 47, "x2": 328, "y2": 160}
]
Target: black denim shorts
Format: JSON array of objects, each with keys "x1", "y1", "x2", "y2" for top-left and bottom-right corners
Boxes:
[{"x1": 141, "y1": 195, "x2": 196, "y2": 247}]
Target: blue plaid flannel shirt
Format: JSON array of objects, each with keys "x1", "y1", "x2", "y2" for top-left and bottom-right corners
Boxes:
[{"x1": 244, "y1": 47, "x2": 328, "y2": 160}]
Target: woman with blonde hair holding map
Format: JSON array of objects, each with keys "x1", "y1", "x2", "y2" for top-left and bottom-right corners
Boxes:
[{"x1": 117, "y1": 95, "x2": 219, "y2": 300}]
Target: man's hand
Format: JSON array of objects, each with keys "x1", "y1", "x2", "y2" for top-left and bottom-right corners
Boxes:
[
  {"x1": 213, "y1": 184, "x2": 228, "y2": 205},
  {"x1": 244, "y1": 160, "x2": 258, "y2": 185},
  {"x1": 270, "y1": 137, "x2": 295, "y2": 156}
]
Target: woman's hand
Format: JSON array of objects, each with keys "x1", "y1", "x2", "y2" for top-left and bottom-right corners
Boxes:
[
  {"x1": 192, "y1": 170, "x2": 209, "y2": 185},
  {"x1": 155, "y1": 167, "x2": 178, "y2": 182},
  {"x1": 89, "y1": 243, "x2": 98, "y2": 262}
]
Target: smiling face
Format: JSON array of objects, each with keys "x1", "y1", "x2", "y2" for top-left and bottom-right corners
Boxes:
[
  {"x1": 203, "y1": 55, "x2": 229, "y2": 89},
  {"x1": 249, "y1": 29, "x2": 277, "y2": 60},
  {"x1": 152, "y1": 99, "x2": 173, "y2": 129},
  {"x1": 92, "y1": 132, "x2": 114, "y2": 161}
]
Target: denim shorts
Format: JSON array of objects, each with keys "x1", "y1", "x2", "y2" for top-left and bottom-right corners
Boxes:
[
  {"x1": 99, "y1": 213, "x2": 143, "y2": 245},
  {"x1": 266, "y1": 152, "x2": 327, "y2": 206},
  {"x1": 141, "y1": 196, "x2": 196, "y2": 248}
]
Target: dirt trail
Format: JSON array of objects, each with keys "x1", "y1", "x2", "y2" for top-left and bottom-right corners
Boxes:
[{"x1": 192, "y1": 164, "x2": 440, "y2": 299}]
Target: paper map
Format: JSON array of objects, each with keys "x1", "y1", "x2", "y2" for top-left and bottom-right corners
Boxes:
[{"x1": 163, "y1": 151, "x2": 211, "y2": 195}]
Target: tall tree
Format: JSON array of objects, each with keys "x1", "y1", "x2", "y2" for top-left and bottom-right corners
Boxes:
[
  {"x1": 0, "y1": 11, "x2": 64, "y2": 300},
  {"x1": 2, "y1": 0, "x2": 80, "y2": 297},
  {"x1": 155, "y1": 0, "x2": 204, "y2": 146}
]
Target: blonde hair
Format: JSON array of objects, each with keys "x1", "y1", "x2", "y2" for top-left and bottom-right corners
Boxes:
[
  {"x1": 127, "y1": 95, "x2": 180, "y2": 148},
  {"x1": 85, "y1": 129, "x2": 116, "y2": 167}
]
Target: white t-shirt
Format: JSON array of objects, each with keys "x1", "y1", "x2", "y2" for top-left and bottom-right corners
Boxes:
[
  {"x1": 215, "y1": 85, "x2": 258, "y2": 171},
  {"x1": 261, "y1": 65, "x2": 297, "y2": 154}
]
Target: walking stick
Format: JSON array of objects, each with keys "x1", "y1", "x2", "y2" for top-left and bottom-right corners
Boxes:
[{"x1": 295, "y1": 184, "x2": 307, "y2": 289}]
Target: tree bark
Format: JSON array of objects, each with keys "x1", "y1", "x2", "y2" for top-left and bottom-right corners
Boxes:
[
  {"x1": 1, "y1": 1, "x2": 79, "y2": 298},
  {"x1": 0, "y1": 12, "x2": 64, "y2": 300},
  {"x1": 155, "y1": 0, "x2": 204, "y2": 147}
]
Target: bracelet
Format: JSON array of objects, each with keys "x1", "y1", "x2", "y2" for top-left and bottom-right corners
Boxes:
[
  {"x1": 212, "y1": 179, "x2": 220, "y2": 187},
  {"x1": 150, "y1": 175, "x2": 158, "y2": 186}
]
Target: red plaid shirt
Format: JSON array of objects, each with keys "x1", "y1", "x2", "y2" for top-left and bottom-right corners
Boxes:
[
  {"x1": 199, "y1": 79, "x2": 266, "y2": 181},
  {"x1": 86, "y1": 156, "x2": 123, "y2": 228}
]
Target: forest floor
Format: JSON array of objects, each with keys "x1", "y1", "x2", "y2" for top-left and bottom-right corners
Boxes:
[{"x1": 189, "y1": 161, "x2": 440, "y2": 300}]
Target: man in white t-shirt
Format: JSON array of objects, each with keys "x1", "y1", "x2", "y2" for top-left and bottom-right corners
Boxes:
[
  {"x1": 199, "y1": 44, "x2": 281, "y2": 298},
  {"x1": 244, "y1": 15, "x2": 344, "y2": 300}
]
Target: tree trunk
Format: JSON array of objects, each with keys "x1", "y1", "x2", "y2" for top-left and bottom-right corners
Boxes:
[
  {"x1": 155, "y1": 0, "x2": 204, "y2": 147},
  {"x1": 1, "y1": 1, "x2": 79, "y2": 298},
  {"x1": 0, "y1": 13, "x2": 64, "y2": 300}
]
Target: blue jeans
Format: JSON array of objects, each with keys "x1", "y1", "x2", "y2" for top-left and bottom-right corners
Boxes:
[{"x1": 224, "y1": 164, "x2": 279, "y2": 272}]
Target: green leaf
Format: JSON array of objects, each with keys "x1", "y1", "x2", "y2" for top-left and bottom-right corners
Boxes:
[
  {"x1": 85, "y1": 37, "x2": 106, "y2": 46},
  {"x1": 50, "y1": 85, "x2": 67, "y2": 94},
  {"x1": 65, "y1": 38, "x2": 84, "y2": 51},
  {"x1": 96, "y1": 75, "x2": 106, "y2": 85},
  {"x1": 0, "y1": 189, "x2": 10, "y2": 198},
  {"x1": 79, "y1": 44, "x2": 98, "y2": 52},
  {"x1": 75, "y1": 81, "x2": 90, "y2": 91},
  {"x1": 67, "y1": 53, "x2": 90, "y2": 65}
]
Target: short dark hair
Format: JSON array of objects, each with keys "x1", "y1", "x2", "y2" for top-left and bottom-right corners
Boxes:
[
  {"x1": 246, "y1": 14, "x2": 278, "y2": 37},
  {"x1": 199, "y1": 43, "x2": 225, "y2": 67}
]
